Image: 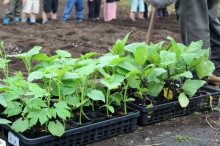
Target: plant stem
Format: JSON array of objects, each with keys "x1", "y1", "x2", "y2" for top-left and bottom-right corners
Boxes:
[
  {"x1": 106, "y1": 89, "x2": 110, "y2": 117},
  {"x1": 123, "y1": 83, "x2": 129, "y2": 115}
]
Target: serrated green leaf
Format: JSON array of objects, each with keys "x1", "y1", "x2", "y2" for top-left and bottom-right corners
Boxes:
[
  {"x1": 112, "y1": 40, "x2": 124, "y2": 55},
  {"x1": 3, "y1": 101, "x2": 22, "y2": 117},
  {"x1": 148, "y1": 52, "x2": 160, "y2": 65},
  {"x1": 52, "y1": 102, "x2": 71, "y2": 120},
  {"x1": 181, "y1": 53, "x2": 197, "y2": 65},
  {"x1": 87, "y1": 90, "x2": 105, "y2": 102},
  {"x1": 12, "y1": 118, "x2": 29, "y2": 132},
  {"x1": 27, "y1": 46, "x2": 42, "y2": 57},
  {"x1": 48, "y1": 120, "x2": 65, "y2": 137},
  {"x1": 187, "y1": 40, "x2": 203, "y2": 53},
  {"x1": 196, "y1": 60, "x2": 215, "y2": 79},
  {"x1": 25, "y1": 98, "x2": 47, "y2": 110},
  {"x1": 182, "y1": 80, "x2": 206, "y2": 97},
  {"x1": 178, "y1": 92, "x2": 189, "y2": 108},
  {"x1": 28, "y1": 108, "x2": 51, "y2": 126}
]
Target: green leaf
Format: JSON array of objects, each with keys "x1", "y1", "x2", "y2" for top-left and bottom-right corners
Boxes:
[
  {"x1": 173, "y1": 71, "x2": 193, "y2": 80},
  {"x1": 178, "y1": 92, "x2": 189, "y2": 108},
  {"x1": 3, "y1": 101, "x2": 22, "y2": 117},
  {"x1": 167, "y1": 36, "x2": 181, "y2": 58},
  {"x1": 126, "y1": 98, "x2": 135, "y2": 102},
  {"x1": 98, "y1": 68, "x2": 111, "y2": 79},
  {"x1": 182, "y1": 80, "x2": 206, "y2": 97},
  {"x1": 147, "y1": 68, "x2": 166, "y2": 83},
  {"x1": 61, "y1": 72, "x2": 80, "y2": 80},
  {"x1": 146, "y1": 104, "x2": 153, "y2": 118},
  {"x1": 110, "y1": 57, "x2": 125, "y2": 65},
  {"x1": 25, "y1": 83, "x2": 50, "y2": 98},
  {"x1": 0, "y1": 95, "x2": 7, "y2": 107},
  {"x1": 87, "y1": 90, "x2": 105, "y2": 102},
  {"x1": 134, "y1": 92, "x2": 143, "y2": 99},
  {"x1": 187, "y1": 40, "x2": 203, "y2": 53},
  {"x1": 111, "y1": 92, "x2": 123, "y2": 103},
  {"x1": 148, "y1": 52, "x2": 160, "y2": 65},
  {"x1": 181, "y1": 53, "x2": 197, "y2": 65},
  {"x1": 56, "y1": 50, "x2": 71, "y2": 58},
  {"x1": 0, "y1": 118, "x2": 12, "y2": 124},
  {"x1": 33, "y1": 54, "x2": 49, "y2": 61},
  {"x1": 28, "y1": 108, "x2": 51, "y2": 126},
  {"x1": 117, "y1": 60, "x2": 139, "y2": 71},
  {"x1": 127, "y1": 75, "x2": 141, "y2": 88},
  {"x1": 81, "y1": 52, "x2": 97, "y2": 59},
  {"x1": 101, "y1": 74, "x2": 124, "y2": 89},
  {"x1": 27, "y1": 46, "x2": 42, "y2": 57},
  {"x1": 52, "y1": 102, "x2": 71, "y2": 120},
  {"x1": 196, "y1": 60, "x2": 215, "y2": 79},
  {"x1": 28, "y1": 71, "x2": 43, "y2": 82},
  {"x1": 124, "y1": 42, "x2": 146, "y2": 53},
  {"x1": 107, "y1": 105, "x2": 114, "y2": 113},
  {"x1": 25, "y1": 98, "x2": 47, "y2": 110},
  {"x1": 112, "y1": 40, "x2": 124, "y2": 55},
  {"x1": 134, "y1": 46, "x2": 148, "y2": 66},
  {"x1": 159, "y1": 51, "x2": 176, "y2": 66},
  {"x1": 48, "y1": 120, "x2": 65, "y2": 137},
  {"x1": 147, "y1": 81, "x2": 164, "y2": 97},
  {"x1": 12, "y1": 118, "x2": 29, "y2": 132},
  {"x1": 122, "y1": 32, "x2": 131, "y2": 45}
]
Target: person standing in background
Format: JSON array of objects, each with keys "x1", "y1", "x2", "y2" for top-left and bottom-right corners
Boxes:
[
  {"x1": 103, "y1": 0, "x2": 119, "y2": 21},
  {"x1": 21, "y1": 0, "x2": 40, "y2": 23},
  {"x1": 3, "y1": 0, "x2": 25, "y2": 24},
  {"x1": 62, "y1": 0, "x2": 84, "y2": 22},
  {"x1": 156, "y1": 7, "x2": 169, "y2": 19},
  {"x1": 42, "y1": 0, "x2": 59, "y2": 24},
  {"x1": 88, "y1": 0, "x2": 101, "y2": 20},
  {"x1": 130, "y1": 0, "x2": 145, "y2": 21}
]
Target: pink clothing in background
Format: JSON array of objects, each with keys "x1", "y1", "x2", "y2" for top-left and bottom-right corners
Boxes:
[{"x1": 104, "y1": 2, "x2": 117, "y2": 21}]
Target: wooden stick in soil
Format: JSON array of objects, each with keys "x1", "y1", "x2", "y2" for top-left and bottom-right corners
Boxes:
[{"x1": 146, "y1": 8, "x2": 157, "y2": 44}]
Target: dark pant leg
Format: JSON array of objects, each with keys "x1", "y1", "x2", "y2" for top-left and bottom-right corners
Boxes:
[
  {"x1": 94, "y1": 0, "x2": 101, "y2": 18},
  {"x1": 144, "y1": 2, "x2": 148, "y2": 18},
  {"x1": 3, "y1": 0, "x2": 16, "y2": 18},
  {"x1": 156, "y1": 9, "x2": 161, "y2": 17},
  {"x1": 43, "y1": 0, "x2": 52, "y2": 13},
  {"x1": 175, "y1": 0, "x2": 210, "y2": 49},
  {"x1": 14, "y1": 0, "x2": 22, "y2": 18},
  {"x1": 52, "y1": 0, "x2": 59, "y2": 13},
  {"x1": 208, "y1": 0, "x2": 220, "y2": 76},
  {"x1": 88, "y1": 0, "x2": 94, "y2": 19},
  {"x1": 162, "y1": 8, "x2": 169, "y2": 17}
]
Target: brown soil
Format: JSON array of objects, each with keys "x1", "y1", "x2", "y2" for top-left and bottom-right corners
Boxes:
[{"x1": 0, "y1": 1, "x2": 219, "y2": 146}]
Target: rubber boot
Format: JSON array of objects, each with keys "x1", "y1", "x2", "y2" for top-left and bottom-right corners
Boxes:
[
  {"x1": 14, "y1": 17, "x2": 20, "y2": 22},
  {"x1": 21, "y1": 17, "x2": 27, "y2": 23},
  {"x1": 30, "y1": 18, "x2": 36, "y2": 23},
  {"x1": 3, "y1": 18, "x2": 10, "y2": 24}
]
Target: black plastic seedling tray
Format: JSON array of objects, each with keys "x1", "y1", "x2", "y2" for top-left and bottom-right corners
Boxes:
[
  {"x1": 128, "y1": 87, "x2": 220, "y2": 125},
  {"x1": 0, "y1": 108, "x2": 139, "y2": 146}
]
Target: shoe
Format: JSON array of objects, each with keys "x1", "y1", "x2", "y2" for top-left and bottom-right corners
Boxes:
[
  {"x1": 42, "y1": 18, "x2": 48, "y2": 24},
  {"x1": 30, "y1": 18, "x2": 36, "y2": 23},
  {"x1": 14, "y1": 17, "x2": 20, "y2": 22},
  {"x1": 3, "y1": 18, "x2": 10, "y2": 24},
  {"x1": 130, "y1": 18, "x2": 136, "y2": 21},
  {"x1": 208, "y1": 74, "x2": 220, "y2": 85},
  {"x1": 21, "y1": 17, "x2": 27, "y2": 23},
  {"x1": 156, "y1": 16, "x2": 160, "y2": 20}
]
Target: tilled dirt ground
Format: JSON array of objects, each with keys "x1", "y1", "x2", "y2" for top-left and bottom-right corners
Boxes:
[{"x1": 0, "y1": 1, "x2": 219, "y2": 146}]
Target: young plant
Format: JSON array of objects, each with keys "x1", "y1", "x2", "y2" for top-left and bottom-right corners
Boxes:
[
  {"x1": 0, "y1": 41, "x2": 11, "y2": 79},
  {"x1": 8, "y1": 46, "x2": 42, "y2": 75}
]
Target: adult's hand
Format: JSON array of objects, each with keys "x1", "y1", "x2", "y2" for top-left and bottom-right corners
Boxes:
[{"x1": 147, "y1": 0, "x2": 177, "y2": 9}]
